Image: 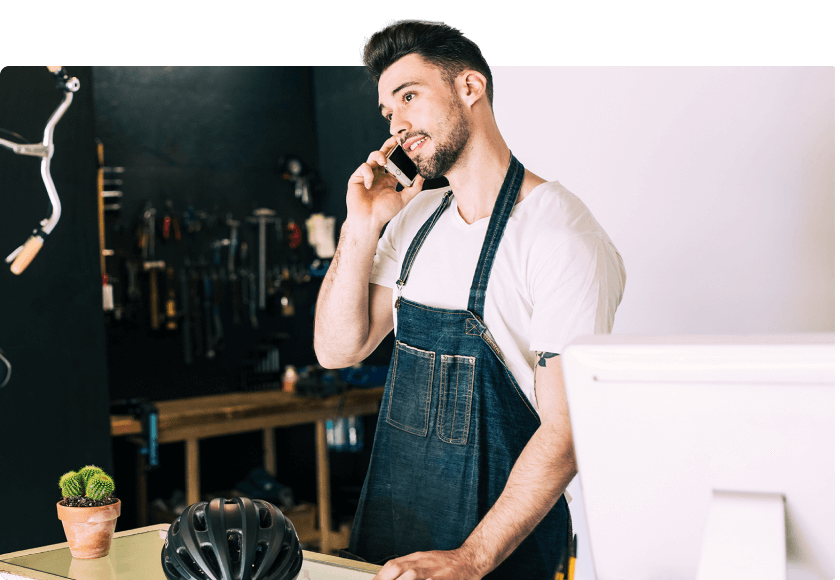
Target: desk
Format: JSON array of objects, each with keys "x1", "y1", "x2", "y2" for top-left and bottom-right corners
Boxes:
[
  {"x1": 0, "y1": 525, "x2": 382, "y2": 579},
  {"x1": 110, "y1": 387, "x2": 383, "y2": 554}
]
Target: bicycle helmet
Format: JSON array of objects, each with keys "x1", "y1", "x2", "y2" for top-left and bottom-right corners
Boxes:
[{"x1": 161, "y1": 497, "x2": 303, "y2": 580}]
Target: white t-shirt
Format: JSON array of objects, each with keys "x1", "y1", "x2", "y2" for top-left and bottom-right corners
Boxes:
[{"x1": 370, "y1": 180, "x2": 626, "y2": 411}]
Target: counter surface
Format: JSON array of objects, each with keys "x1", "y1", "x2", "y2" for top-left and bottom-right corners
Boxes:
[{"x1": 0, "y1": 525, "x2": 380, "y2": 580}]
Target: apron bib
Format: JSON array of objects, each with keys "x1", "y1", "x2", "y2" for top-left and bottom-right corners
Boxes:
[{"x1": 348, "y1": 154, "x2": 570, "y2": 578}]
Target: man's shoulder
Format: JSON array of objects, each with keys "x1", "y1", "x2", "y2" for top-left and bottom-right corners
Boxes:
[{"x1": 515, "y1": 181, "x2": 607, "y2": 239}]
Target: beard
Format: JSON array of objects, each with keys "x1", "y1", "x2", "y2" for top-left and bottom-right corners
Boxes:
[{"x1": 415, "y1": 102, "x2": 471, "y2": 180}]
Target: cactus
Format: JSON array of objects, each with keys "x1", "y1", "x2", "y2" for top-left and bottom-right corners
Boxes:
[
  {"x1": 59, "y1": 466, "x2": 117, "y2": 505},
  {"x1": 58, "y1": 471, "x2": 85, "y2": 498},
  {"x1": 77, "y1": 465, "x2": 105, "y2": 486},
  {"x1": 85, "y1": 473, "x2": 115, "y2": 501}
]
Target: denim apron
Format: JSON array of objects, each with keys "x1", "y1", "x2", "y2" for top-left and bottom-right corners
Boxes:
[{"x1": 347, "y1": 154, "x2": 570, "y2": 578}]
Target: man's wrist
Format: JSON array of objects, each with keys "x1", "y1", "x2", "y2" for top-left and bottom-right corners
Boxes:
[
  {"x1": 454, "y1": 537, "x2": 495, "y2": 579},
  {"x1": 341, "y1": 215, "x2": 386, "y2": 241}
]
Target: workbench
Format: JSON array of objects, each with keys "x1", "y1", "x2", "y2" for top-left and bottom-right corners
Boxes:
[
  {"x1": 0, "y1": 525, "x2": 382, "y2": 579},
  {"x1": 110, "y1": 387, "x2": 383, "y2": 555}
]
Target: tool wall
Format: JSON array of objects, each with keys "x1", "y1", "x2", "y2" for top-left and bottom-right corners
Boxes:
[{"x1": 93, "y1": 67, "x2": 333, "y2": 402}]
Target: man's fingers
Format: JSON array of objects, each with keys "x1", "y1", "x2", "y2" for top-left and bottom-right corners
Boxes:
[
  {"x1": 349, "y1": 163, "x2": 376, "y2": 189},
  {"x1": 400, "y1": 174, "x2": 425, "y2": 205},
  {"x1": 367, "y1": 149, "x2": 388, "y2": 167},
  {"x1": 379, "y1": 135, "x2": 398, "y2": 154}
]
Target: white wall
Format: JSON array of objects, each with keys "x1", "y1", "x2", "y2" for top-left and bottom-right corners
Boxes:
[{"x1": 491, "y1": 66, "x2": 834, "y2": 579}]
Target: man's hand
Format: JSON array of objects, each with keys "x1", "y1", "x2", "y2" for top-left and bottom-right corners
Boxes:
[
  {"x1": 373, "y1": 548, "x2": 481, "y2": 580},
  {"x1": 347, "y1": 136, "x2": 425, "y2": 230}
]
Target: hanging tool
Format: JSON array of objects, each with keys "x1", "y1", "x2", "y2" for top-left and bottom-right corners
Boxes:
[
  {"x1": 164, "y1": 266, "x2": 178, "y2": 331},
  {"x1": 140, "y1": 204, "x2": 165, "y2": 330},
  {"x1": 179, "y1": 267, "x2": 193, "y2": 365},
  {"x1": 188, "y1": 265, "x2": 204, "y2": 358},
  {"x1": 110, "y1": 398, "x2": 160, "y2": 470},
  {"x1": 238, "y1": 241, "x2": 256, "y2": 329},
  {"x1": 96, "y1": 140, "x2": 123, "y2": 313},
  {"x1": 247, "y1": 209, "x2": 277, "y2": 310},
  {"x1": 1, "y1": 67, "x2": 80, "y2": 275},
  {"x1": 226, "y1": 214, "x2": 240, "y2": 280},
  {"x1": 281, "y1": 156, "x2": 313, "y2": 208},
  {"x1": 162, "y1": 200, "x2": 182, "y2": 243},
  {"x1": 202, "y1": 268, "x2": 215, "y2": 359}
]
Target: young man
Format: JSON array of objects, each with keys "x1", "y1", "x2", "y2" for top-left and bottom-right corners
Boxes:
[{"x1": 314, "y1": 21, "x2": 625, "y2": 580}]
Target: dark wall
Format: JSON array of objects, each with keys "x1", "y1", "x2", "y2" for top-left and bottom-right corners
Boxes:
[
  {"x1": 311, "y1": 67, "x2": 396, "y2": 367},
  {"x1": 311, "y1": 67, "x2": 387, "y2": 224},
  {"x1": 92, "y1": 67, "x2": 323, "y2": 403},
  {"x1": 0, "y1": 67, "x2": 400, "y2": 550},
  {"x1": 0, "y1": 66, "x2": 112, "y2": 553}
]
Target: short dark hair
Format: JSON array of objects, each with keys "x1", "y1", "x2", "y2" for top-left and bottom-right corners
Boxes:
[{"x1": 363, "y1": 20, "x2": 494, "y2": 107}]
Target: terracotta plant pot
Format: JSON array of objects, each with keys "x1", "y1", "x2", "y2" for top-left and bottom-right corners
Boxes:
[{"x1": 56, "y1": 500, "x2": 121, "y2": 559}]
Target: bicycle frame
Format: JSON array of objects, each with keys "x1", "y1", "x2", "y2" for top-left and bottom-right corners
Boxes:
[{"x1": 0, "y1": 67, "x2": 80, "y2": 274}]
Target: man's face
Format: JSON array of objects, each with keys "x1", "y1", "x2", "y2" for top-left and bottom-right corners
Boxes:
[{"x1": 378, "y1": 54, "x2": 471, "y2": 179}]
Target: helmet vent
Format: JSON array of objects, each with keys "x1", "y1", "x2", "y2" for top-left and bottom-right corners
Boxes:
[
  {"x1": 258, "y1": 507, "x2": 272, "y2": 529},
  {"x1": 176, "y1": 548, "x2": 207, "y2": 578},
  {"x1": 252, "y1": 542, "x2": 268, "y2": 572},
  {"x1": 200, "y1": 545, "x2": 222, "y2": 579},
  {"x1": 266, "y1": 543, "x2": 291, "y2": 576},
  {"x1": 163, "y1": 561, "x2": 181, "y2": 579},
  {"x1": 172, "y1": 519, "x2": 181, "y2": 536},
  {"x1": 193, "y1": 510, "x2": 207, "y2": 532},
  {"x1": 227, "y1": 532, "x2": 242, "y2": 565}
]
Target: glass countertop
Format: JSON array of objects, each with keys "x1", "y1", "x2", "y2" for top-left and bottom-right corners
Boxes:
[{"x1": 0, "y1": 527, "x2": 378, "y2": 580}]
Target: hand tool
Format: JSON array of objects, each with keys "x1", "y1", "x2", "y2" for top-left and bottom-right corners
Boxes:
[
  {"x1": 165, "y1": 266, "x2": 178, "y2": 331},
  {"x1": 110, "y1": 398, "x2": 160, "y2": 470},
  {"x1": 202, "y1": 268, "x2": 215, "y2": 359},
  {"x1": 247, "y1": 209, "x2": 278, "y2": 310},
  {"x1": 179, "y1": 267, "x2": 193, "y2": 365},
  {"x1": 141, "y1": 204, "x2": 165, "y2": 330},
  {"x1": 188, "y1": 266, "x2": 204, "y2": 357}
]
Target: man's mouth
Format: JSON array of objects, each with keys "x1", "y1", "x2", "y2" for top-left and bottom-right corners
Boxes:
[{"x1": 403, "y1": 136, "x2": 429, "y2": 153}]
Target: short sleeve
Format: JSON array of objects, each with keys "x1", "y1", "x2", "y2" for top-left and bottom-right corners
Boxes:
[
  {"x1": 529, "y1": 234, "x2": 625, "y2": 354},
  {"x1": 369, "y1": 221, "x2": 400, "y2": 289}
]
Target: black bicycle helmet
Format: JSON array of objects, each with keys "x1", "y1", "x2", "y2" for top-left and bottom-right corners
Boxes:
[{"x1": 161, "y1": 497, "x2": 303, "y2": 580}]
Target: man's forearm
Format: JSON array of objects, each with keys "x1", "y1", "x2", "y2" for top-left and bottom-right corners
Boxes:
[
  {"x1": 313, "y1": 219, "x2": 382, "y2": 368},
  {"x1": 457, "y1": 422, "x2": 576, "y2": 576}
]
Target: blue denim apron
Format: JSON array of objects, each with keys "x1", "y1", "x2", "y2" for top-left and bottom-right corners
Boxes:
[{"x1": 347, "y1": 154, "x2": 570, "y2": 578}]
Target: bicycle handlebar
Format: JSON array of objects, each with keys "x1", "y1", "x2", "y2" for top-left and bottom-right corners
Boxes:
[{"x1": 2, "y1": 67, "x2": 79, "y2": 275}]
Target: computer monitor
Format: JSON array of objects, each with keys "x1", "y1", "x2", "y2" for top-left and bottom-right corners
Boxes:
[{"x1": 562, "y1": 334, "x2": 834, "y2": 580}]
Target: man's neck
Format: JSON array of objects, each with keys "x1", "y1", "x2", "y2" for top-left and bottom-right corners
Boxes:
[{"x1": 444, "y1": 127, "x2": 511, "y2": 224}]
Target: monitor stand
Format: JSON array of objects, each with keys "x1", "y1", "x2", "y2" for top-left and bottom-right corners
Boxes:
[{"x1": 696, "y1": 490, "x2": 785, "y2": 580}]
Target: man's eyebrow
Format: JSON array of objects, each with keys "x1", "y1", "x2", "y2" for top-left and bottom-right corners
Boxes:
[{"x1": 378, "y1": 81, "x2": 422, "y2": 115}]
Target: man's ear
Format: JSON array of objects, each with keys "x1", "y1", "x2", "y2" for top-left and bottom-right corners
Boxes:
[{"x1": 456, "y1": 70, "x2": 487, "y2": 108}]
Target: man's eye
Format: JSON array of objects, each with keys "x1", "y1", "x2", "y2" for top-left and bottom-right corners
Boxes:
[{"x1": 404, "y1": 93, "x2": 414, "y2": 103}]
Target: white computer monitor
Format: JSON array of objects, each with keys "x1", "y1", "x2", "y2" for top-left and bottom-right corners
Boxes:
[{"x1": 562, "y1": 334, "x2": 834, "y2": 580}]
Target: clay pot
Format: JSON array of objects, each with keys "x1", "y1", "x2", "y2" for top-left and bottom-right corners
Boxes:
[{"x1": 56, "y1": 500, "x2": 121, "y2": 559}]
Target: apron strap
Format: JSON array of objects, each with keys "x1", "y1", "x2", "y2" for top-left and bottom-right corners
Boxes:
[
  {"x1": 396, "y1": 190, "x2": 453, "y2": 288},
  {"x1": 468, "y1": 154, "x2": 524, "y2": 318},
  {"x1": 395, "y1": 152, "x2": 524, "y2": 319}
]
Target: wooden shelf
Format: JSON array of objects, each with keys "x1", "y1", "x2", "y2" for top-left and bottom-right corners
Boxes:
[{"x1": 111, "y1": 387, "x2": 383, "y2": 554}]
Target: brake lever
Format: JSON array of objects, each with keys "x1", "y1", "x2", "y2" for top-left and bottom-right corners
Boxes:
[{"x1": 1, "y1": 67, "x2": 80, "y2": 275}]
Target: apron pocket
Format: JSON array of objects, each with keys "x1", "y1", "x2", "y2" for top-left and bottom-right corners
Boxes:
[
  {"x1": 386, "y1": 340, "x2": 435, "y2": 436},
  {"x1": 437, "y1": 354, "x2": 475, "y2": 445}
]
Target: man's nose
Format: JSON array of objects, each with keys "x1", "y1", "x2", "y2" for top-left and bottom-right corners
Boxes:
[{"x1": 389, "y1": 113, "x2": 409, "y2": 138}]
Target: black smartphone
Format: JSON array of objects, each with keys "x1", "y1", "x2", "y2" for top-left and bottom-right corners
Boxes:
[{"x1": 384, "y1": 143, "x2": 418, "y2": 188}]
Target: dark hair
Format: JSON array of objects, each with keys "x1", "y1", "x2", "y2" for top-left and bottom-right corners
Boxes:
[{"x1": 363, "y1": 20, "x2": 494, "y2": 107}]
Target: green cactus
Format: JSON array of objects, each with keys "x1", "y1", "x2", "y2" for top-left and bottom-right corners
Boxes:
[
  {"x1": 77, "y1": 465, "x2": 105, "y2": 486},
  {"x1": 58, "y1": 471, "x2": 85, "y2": 498},
  {"x1": 85, "y1": 473, "x2": 115, "y2": 501}
]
